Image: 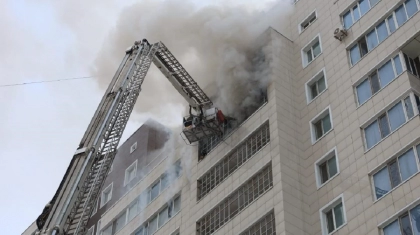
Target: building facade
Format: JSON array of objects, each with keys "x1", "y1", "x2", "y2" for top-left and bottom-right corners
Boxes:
[{"x1": 23, "y1": 0, "x2": 420, "y2": 234}]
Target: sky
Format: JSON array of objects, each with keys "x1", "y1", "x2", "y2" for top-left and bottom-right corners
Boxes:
[{"x1": 0, "y1": 0, "x2": 283, "y2": 234}]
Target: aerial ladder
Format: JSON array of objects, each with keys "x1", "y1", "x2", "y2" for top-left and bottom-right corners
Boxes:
[{"x1": 34, "y1": 39, "x2": 230, "y2": 235}]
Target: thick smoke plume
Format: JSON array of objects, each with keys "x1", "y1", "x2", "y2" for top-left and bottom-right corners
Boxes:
[{"x1": 92, "y1": 0, "x2": 293, "y2": 123}]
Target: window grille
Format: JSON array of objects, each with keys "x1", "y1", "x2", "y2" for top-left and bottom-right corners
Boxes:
[
  {"x1": 198, "y1": 91, "x2": 267, "y2": 160},
  {"x1": 197, "y1": 122, "x2": 270, "y2": 200},
  {"x1": 239, "y1": 211, "x2": 276, "y2": 235},
  {"x1": 196, "y1": 164, "x2": 273, "y2": 235}
]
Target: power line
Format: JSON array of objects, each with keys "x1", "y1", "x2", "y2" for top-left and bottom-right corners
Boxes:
[{"x1": 0, "y1": 76, "x2": 95, "y2": 88}]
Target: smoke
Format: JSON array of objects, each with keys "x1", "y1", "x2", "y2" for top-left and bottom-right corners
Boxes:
[{"x1": 91, "y1": 0, "x2": 293, "y2": 123}]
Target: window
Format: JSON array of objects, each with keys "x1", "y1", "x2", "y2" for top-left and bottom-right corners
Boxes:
[
  {"x1": 196, "y1": 164, "x2": 273, "y2": 235},
  {"x1": 91, "y1": 199, "x2": 99, "y2": 217},
  {"x1": 299, "y1": 11, "x2": 317, "y2": 33},
  {"x1": 102, "y1": 224, "x2": 112, "y2": 235},
  {"x1": 130, "y1": 141, "x2": 137, "y2": 153},
  {"x1": 124, "y1": 160, "x2": 137, "y2": 186},
  {"x1": 356, "y1": 55, "x2": 403, "y2": 105},
  {"x1": 373, "y1": 145, "x2": 420, "y2": 199},
  {"x1": 306, "y1": 69, "x2": 327, "y2": 103},
  {"x1": 197, "y1": 122, "x2": 269, "y2": 200},
  {"x1": 97, "y1": 220, "x2": 101, "y2": 235},
  {"x1": 404, "y1": 53, "x2": 420, "y2": 77},
  {"x1": 383, "y1": 204, "x2": 420, "y2": 235},
  {"x1": 127, "y1": 200, "x2": 138, "y2": 222},
  {"x1": 302, "y1": 36, "x2": 322, "y2": 67},
  {"x1": 364, "y1": 95, "x2": 418, "y2": 149},
  {"x1": 320, "y1": 195, "x2": 346, "y2": 235},
  {"x1": 240, "y1": 211, "x2": 276, "y2": 235},
  {"x1": 101, "y1": 183, "x2": 113, "y2": 207},
  {"x1": 342, "y1": 0, "x2": 380, "y2": 29},
  {"x1": 108, "y1": 163, "x2": 113, "y2": 175},
  {"x1": 310, "y1": 107, "x2": 332, "y2": 143},
  {"x1": 133, "y1": 196, "x2": 181, "y2": 235},
  {"x1": 86, "y1": 226, "x2": 94, "y2": 235},
  {"x1": 349, "y1": 0, "x2": 420, "y2": 65},
  {"x1": 114, "y1": 212, "x2": 126, "y2": 233},
  {"x1": 150, "y1": 182, "x2": 160, "y2": 202},
  {"x1": 315, "y1": 148, "x2": 339, "y2": 187}
]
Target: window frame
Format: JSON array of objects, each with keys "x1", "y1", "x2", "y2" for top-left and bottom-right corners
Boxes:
[
  {"x1": 86, "y1": 226, "x2": 94, "y2": 235},
  {"x1": 348, "y1": 0, "x2": 420, "y2": 66},
  {"x1": 310, "y1": 106, "x2": 333, "y2": 144},
  {"x1": 305, "y1": 68, "x2": 328, "y2": 104},
  {"x1": 315, "y1": 147, "x2": 340, "y2": 188},
  {"x1": 124, "y1": 160, "x2": 138, "y2": 186},
  {"x1": 371, "y1": 143, "x2": 420, "y2": 201},
  {"x1": 341, "y1": 0, "x2": 381, "y2": 29},
  {"x1": 319, "y1": 194, "x2": 347, "y2": 235},
  {"x1": 301, "y1": 34, "x2": 323, "y2": 68},
  {"x1": 130, "y1": 141, "x2": 137, "y2": 154},
  {"x1": 299, "y1": 10, "x2": 318, "y2": 33},
  {"x1": 379, "y1": 202, "x2": 420, "y2": 235},
  {"x1": 362, "y1": 93, "x2": 419, "y2": 150},
  {"x1": 100, "y1": 183, "x2": 113, "y2": 208},
  {"x1": 354, "y1": 53, "x2": 405, "y2": 106}
]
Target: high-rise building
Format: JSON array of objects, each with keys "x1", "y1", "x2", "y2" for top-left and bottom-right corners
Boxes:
[{"x1": 23, "y1": 0, "x2": 420, "y2": 234}]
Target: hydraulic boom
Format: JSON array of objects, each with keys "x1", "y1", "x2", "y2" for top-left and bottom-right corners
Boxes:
[{"x1": 34, "y1": 40, "x2": 228, "y2": 235}]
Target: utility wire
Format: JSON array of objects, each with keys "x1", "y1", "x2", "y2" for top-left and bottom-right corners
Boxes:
[{"x1": 0, "y1": 76, "x2": 95, "y2": 88}]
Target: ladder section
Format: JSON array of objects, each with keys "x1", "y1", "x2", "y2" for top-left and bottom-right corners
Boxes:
[
  {"x1": 64, "y1": 43, "x2": 156, "y2": 235},
  {"x1": 154, "y1": 42, "x2": 212, "y2": 109}
]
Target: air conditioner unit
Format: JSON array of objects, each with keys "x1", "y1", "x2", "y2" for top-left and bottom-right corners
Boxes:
[{"x1": 334, "y1": 28, "x2": 348, "y2": 41}]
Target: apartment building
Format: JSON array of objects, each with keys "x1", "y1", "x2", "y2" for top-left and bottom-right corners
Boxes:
[{"x1": 23, "y1": 0, "x2": 420, "y2": 234}]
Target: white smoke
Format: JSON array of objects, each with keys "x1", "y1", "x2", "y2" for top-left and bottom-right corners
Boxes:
[{"x1": 91, "y1": 0, "x2": 294, "y2": 123}]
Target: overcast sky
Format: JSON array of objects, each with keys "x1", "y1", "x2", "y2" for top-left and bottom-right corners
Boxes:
[{"x1": 0, "y1": 0, "x2": 278, "y2": 234}]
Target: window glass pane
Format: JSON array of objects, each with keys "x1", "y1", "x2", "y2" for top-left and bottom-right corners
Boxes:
[
  {"x1": 371, "y1": 72, "x2": 381, "y2": 93},
  {"x1": 115, "y1": 212, "x2": 126, "y2": 233},
  {"x1": 369, "y1": 0, "x2": 379, "y2": 6},
  {"x1": 378, "y1": 60, "x2": 396, "y2": 86},
  {"x1": 326, "y1": 210, "x2": 335, "y2": 233},
  {"x1": 359, "y1": 38, "x2": 368, "y2": 56},
  {"x1": 311, "y1": 84, "x2": 318, "y2": 99},
  {"x1": 320, "y1": 162, "x2": 329, "y2": 183},
  {"x1": 395, "y1": 5, "x2": 408, "y2": 26},
  {"x1": 389, "y1": 161, "x2": 402, "y2": 187},
  {"x1": 357, "y1": 79, "x2": 372, "y2": 104},
  {"x1": 328, "y1": 156, "x2": 338, "y2": 178},
  {"x1": 334, "y1": 203, "x2": 344, "y2": 228},
  {"x1": 350, "y1": 44, "x2": 361, "y2": 65},
  {"x1": 384, "y1": 220, "x2": 401, "y2": 235},
  {"x1": 318, "y1": 76, "x2": 326, "y2": 93},
  {"x1": 174, "y1": 196, "x2": 181, "y2": 213},
  {"x1": 161, "y1": 175, "x2": 169, "y2": 190},
  {"x1": 401, "y1": 214, "x2": 414, "y2": 235},
  {"x1": 404, "y1": 54, "x2": 413, "y2": 73},
  {"x1": 373, "y1": 167, "x2": 392, "y2": 199},
  {"x1": 410, "y1": 58, "x2": 418, "y2": 76},
  {"x1": 343, "y1": 11, "x2": 353, "y2": 29},
  {"x1": 379, "y1": 115, "x2": 390, "y2": 138},
  {"x1": 148, "y1": 216, "x2": 158, "y2": 234},
  {"x1": 387, "y1": 15, "x2": 397, "y2": 33},
  {"x1": 366, "y1": 30, "x2": 379, "y2": 50},
  {"x1": 128, "y1": 201, "x2": 138, "y2": 221},
  {"x1": 135, "y1": 228, "x2": 144, "y2": 235},
  {"x1": 102, "y1": 225, "x2": 113, "y2": 235},
  {"x1": 158, "y1": 207, "x2": 169, "y2": 227},
  {"x1": 410, "y1": 205, "x2": 420, "y2": 235},
  {"x1": 388, "y1": 102, "x2": 406, "y2": 131},
  {"x1": 405, "y1": 0, "x2": 418, "y2": 18},
  {"x1": 416, "y1": 95, "x2": 420, "y2": 113},
  {"x1": 307, "y1": 50, "x2": 313, "y2": 63},
  {"x1": 150, "y1": 182, "x2": 160, "y2": 201},
  {"x1": 359, "y1": 0, "x2": 370, "y2": 15},
  {"x1": 398, "y1": 149, "x2": 418, "y2": 181},
  {"x1": 313, "y1": 42, "x2": 321, "y2": 57},
  {"x1": 405, "y1": 97, "x2": 415, "y2": 119},
  {"x1": 322, "y1": 114, "x2": 331, "y2": 133},
  {"x1": 315, "y1": 121, "x2": 323, "y2": 139},
  {"x1": 365, "y1": 121, "x2": 381, "y2": 149},
  {"x1": 394, "y1": 55, "x2": 403, "y2": 75},
  {"x1": 353, "y1": 5, "x2": 361, "y2": 21},
  {"x1": 376, "y1": 21, "x2": 389, "y2": 43}
]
